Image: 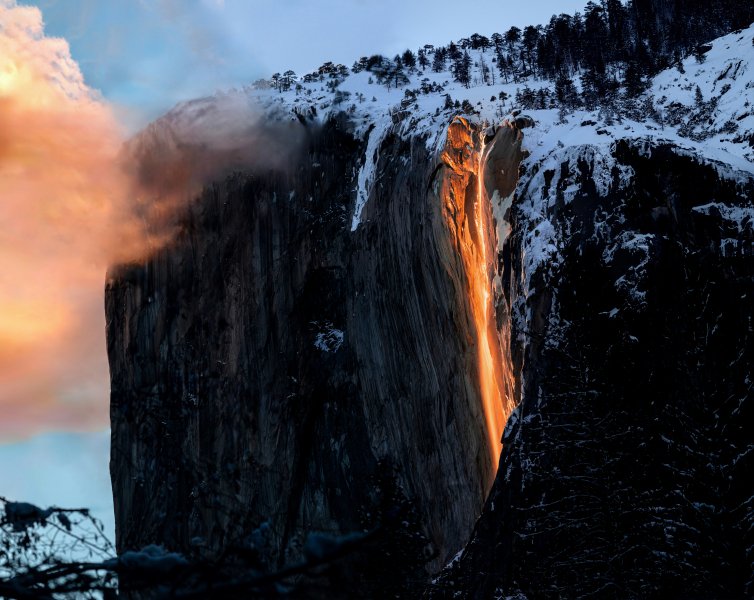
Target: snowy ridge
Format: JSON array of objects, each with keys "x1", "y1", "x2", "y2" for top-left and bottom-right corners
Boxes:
[
  {"x1": 505, "y1": 23, "x2": 754, "y2": 307},
  {"x1": 652, "y1": 25, "x2": 754, "y2": 163},
  {"x1": 139, "y1": 23, "x2": 754, "y2": 240},
  {"x1": 134, "y1": 23, "x2": 754, "y2": 340},
  {"x1": 238, "y1": 22, "x2": 754, "y2": 172}
]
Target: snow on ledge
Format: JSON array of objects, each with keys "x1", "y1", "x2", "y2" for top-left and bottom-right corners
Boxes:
[{"x1": 351, "y1": 117, "x2": 391, "y2": 232}]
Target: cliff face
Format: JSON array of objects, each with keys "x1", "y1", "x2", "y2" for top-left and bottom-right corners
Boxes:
[
  {"x1": 107, "y1": 108, "x2": 754, "y2": 596},
  {"x1": 446, "y1": 140, "x2": 754, "y2": 598},
  {"x1": 106, "y1": 114, "x2": 524, "y2": 581},
  {"x1": 106, "y1": 22, "x2": 754, "y2": 598}
]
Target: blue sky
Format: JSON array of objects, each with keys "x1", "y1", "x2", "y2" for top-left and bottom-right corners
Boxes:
[
  {"x1": 28, "y1": 0, "x2": 588, "y2": 130},
  {"x1": 0, "y1": 431, "x2": 114, "y2": 539}
]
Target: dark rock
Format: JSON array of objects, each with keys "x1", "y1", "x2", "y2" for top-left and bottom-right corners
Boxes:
[
  {"x1": 106, "y1": 115, "x2": 525, "y2": 592},
  {"x1": 107, "y1": 105, "x2": 754, "y2": 598},
  {"x1": 440, "y1": 140, "x2": 754, "y2": 599},
  {"x1": 513, "y1": 115, "x2": 536, "y2": 129}
]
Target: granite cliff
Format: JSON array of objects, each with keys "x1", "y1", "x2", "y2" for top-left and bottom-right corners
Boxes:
[
  {"x1": 107, "y1": 111, "x2": 525, "y2": 592},
  {"x1": 106, "y1": 23, "x2": 754, "y2": 598}
]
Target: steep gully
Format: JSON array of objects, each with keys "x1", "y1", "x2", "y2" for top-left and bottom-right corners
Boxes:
[{"x1": 106, "y1": 115, "x2": 526, "y2": 576}]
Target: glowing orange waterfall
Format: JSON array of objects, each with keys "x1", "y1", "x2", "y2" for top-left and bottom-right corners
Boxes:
[
  {"x1": 440, "y1": 118, "x2": 519, "y2": 476},
  {"x1": 471, "y1": 136, "x2": 507, "y2": 469}
]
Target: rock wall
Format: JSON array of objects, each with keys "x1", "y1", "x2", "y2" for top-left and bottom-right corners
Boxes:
[
  {"x1": 443, "y1": 140, "x2": 754, "y2": 599},
  {"x1": 106, "y1": 114, "x2": 525, "y2": 585},
  {"x1": 108, "y1": 103, "x2": 754, "y2": 597}
]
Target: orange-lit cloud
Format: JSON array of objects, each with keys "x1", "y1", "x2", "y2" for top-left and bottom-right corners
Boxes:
[
  {"x1": 0, "y1": 0, "x2": 135, "y2": 439},
  {"x1": 0, "y1": 1, "x2": 304, "y2": 440}
]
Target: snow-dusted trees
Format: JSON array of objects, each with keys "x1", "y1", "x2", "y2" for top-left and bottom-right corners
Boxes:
[
  {"x1": 401, "y1": 49, "x2": 417, "y2": 71},
  {"x1": 479, "y1": 54, "x2": 492, "y2": 85},
  {"x1": 361, "y1": 55, "x2": 409, "y2": 90},
  {"x1": 452, "y1": 51, "x2": 472, "y2": 88},
  {"x1": 555, "y1": 71, "x2": 579, "y2": 109},
  {"x1": 582, "y1": 2, "x2": 609, "y2": 76},
  {"x1": 447, "y1": 40, "x2": 461, "y2": 62},
  {"x1": 389, "y1": 56, "x2": 410, "y2": 89},
  {"x1": 504, "y1": 26, "x2": 521, "y2": 53},
  {"x1": 260, "y1": 0, "x2": 754, "y2": 117},
  {"x1": 280, "y1": 70, "x2": 297, "y2": 91},
  {"x1": 270, "y1": 70, "x2": 300, "y2": 92},
  {"x1": 351, "y1": 56, "x2": 369, "y2": 73},
  {"x1": 491, "y1": 32, "x2": 504, "y2": 54},
  {"x1": 521, "y1": 25, "x2": 540, "y2": 74},
  {"x1": 431, "y1": 47, "x2": 446, "y2": 72},
  {"x1": 469, "y1": 33, "x2": 491, "y2": 52}
]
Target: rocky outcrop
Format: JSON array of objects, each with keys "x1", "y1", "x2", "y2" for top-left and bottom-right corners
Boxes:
[
  {"x1": 106, "y1": 114, "x2": 525, "y2": 590},
  {"x1": 441, "y1": 140, "x2": 754, "y2": 598}
]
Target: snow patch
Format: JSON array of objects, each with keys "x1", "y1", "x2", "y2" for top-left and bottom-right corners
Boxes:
[
  {"x1": 692, "y1": 202, "x2": 754, "y2": 233},
  {"x1": 351, "y1": 118, "x2": 391, "y2": 231},
  {"x1": 108, "y1": 544, "x2": 188, "y2": 572},
  {"x1": 312, "y1": 321, "x2": 345, "y2": 353}
]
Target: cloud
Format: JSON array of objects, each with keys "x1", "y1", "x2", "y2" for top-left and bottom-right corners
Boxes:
[
  {"x1": 0, "y1": 0, "x2": 134, "y2": 439},
  {"x1": 124, "y1": 91, "x2": 305, "y2": 220},
  {"x1": 0, "y1": 0, "x2": 303, "y2": 440}
]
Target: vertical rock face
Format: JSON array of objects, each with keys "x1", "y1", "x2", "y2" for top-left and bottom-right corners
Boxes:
[
  {"x1": 109, "y1": 100, "x2": 754, "y2": 597},
  {"x1": 449, "y1": 140, "x2": 754, "y2": 598},
  {"x1": 106, "y1": 115, "x2": 525, "y2": 579}
]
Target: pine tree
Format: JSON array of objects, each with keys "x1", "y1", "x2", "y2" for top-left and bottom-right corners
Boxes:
[
  {"x1": 271, "y1": 72, "x2": 281, "y2": 92},
  {"x1": 582, "y1": 2, "x2": 608, "y2": 76},
  {"x1": 522, "y1": 25, "x2": 540, "y2": 75},
  {"x1": 367, "y1": 56, "x2": 393, "y2": 85},
  {"x1": 391, "y1": 66, "x2": 409, "y2": 89},
  {"x1": 432, "y1": 48, "x2": 446, "y2": 72},
  {"x1": 496, "y1": 49, "x2": 510, "y2": 83},
  {"x1": 555, "y1": 72, "x2": 579, "y2": 109},
  {"x1": 281, "y1": 70, "x2": 297, "y2": 91},
  {"x1": 604, "y1": 0, "x2": 629, "y2": 62},
  {"x1": 581, "y1": 68, "x2": 605, "y2": 110},
  {"x1": 694, "y1": 85, "x2": 704, "y2": 107},
  {"x1": 623, "y1": 61, "x2": 647, "y2": 98},
  {"x1": 491, "y1": 33, "x2": 504, "y2": 54},
  {"x1": 516, "y1": 86, "x2": 537, "y2": 110},
  {"x1": 417, "y1": 49, "x2": 429, "y2": 69},
  {"x1": 452, "y1": 51, "x2": 472, "y2": 88},
  {"x1": 479, "y1": 55, "x2": 491, "y2": 85},
  {"x1": 693, "y1": 45, "x2": 708, "y2": 64},
  {"x1": 448, "y1": 41, "x2": 461, "y2": 61},
  {"x1": 402, "y1": 49, "x2": 417, "y2": 71},
  {"x1": 505, "y1": 26, "x2": 521, "y2": 53},
  {"x1": 470, "y1": 33, "x2": 491, "y2": 52}
]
